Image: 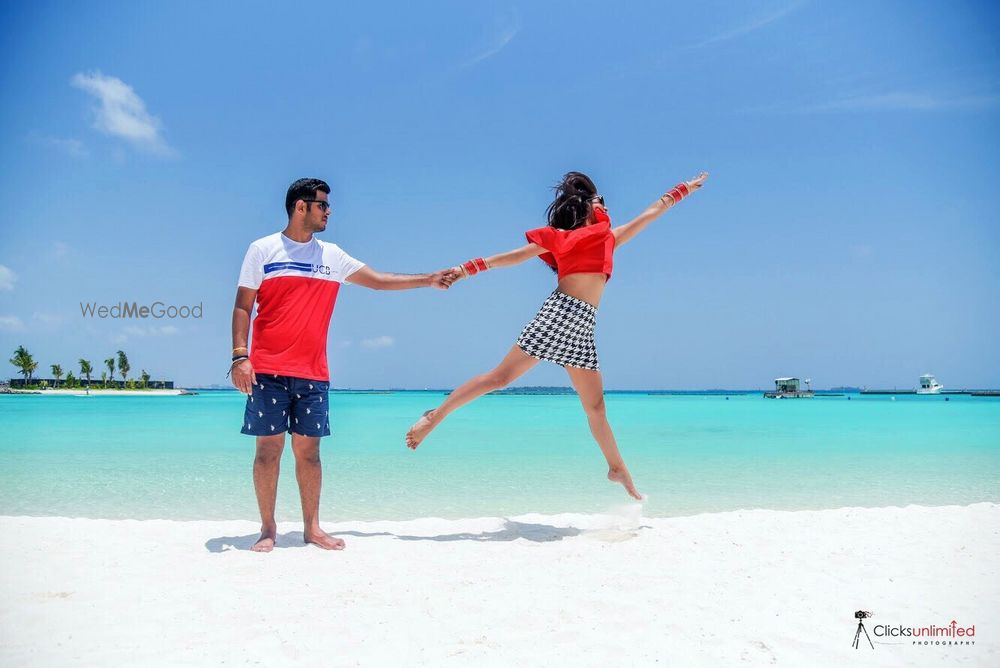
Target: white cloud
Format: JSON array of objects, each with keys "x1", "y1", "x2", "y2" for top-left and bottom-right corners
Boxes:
[
  {"x1": 361, "y1": 335, "x2": 395, "y2": 349},
  {"x1": 32, "y1": 312, "x2": 65, "y2": 327},
  {"x1": 122, "y1": 324, "x2": 180, "y2": 338},
  {"x1": 742, "y1": 88, "x2": 1000, "y2": 115},
  {"x1": 28, "y1": 133, "x2": 88, "y2": 158},
  {"x1": 0, "y1": 265, "x2": 15, "y2": 291},
  {"x1": 849, "y1": 244, "x2": 874, "y2": 259},
  {"x1": 687, "y1": 2, "x2": 803, "y2": 49},
  {"x1": 806, "y1": 91, "x2": 1000, "y2": 113},
  {"x1": 460, "y1": 9, "x2": 520, "y2": 68},
  {"x1": 52, "y1": 242, "x2": 70, "y2": 259},
  {"x1": 0, "y1": 315, "x2": 25, "y2": 332},
  {"x1": 71, "y1": 71, "x2": 177, "y2": 157}
]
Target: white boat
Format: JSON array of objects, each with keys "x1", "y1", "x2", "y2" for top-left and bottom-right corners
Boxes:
[
  {"x1": 916, "y1": 374, "x2": 943, "y2": 395},
  {"x1": 764, "y1": 377, "x2": 815, "y2": 398}
]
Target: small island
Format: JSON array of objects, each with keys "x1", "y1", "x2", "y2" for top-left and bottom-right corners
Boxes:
[{"x1": 4, "y1": 345, "x2": 192, "y2": 396}]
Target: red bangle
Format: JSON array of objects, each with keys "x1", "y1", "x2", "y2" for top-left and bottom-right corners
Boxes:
[
  {"x1": 462, "y1": 258, "x2": 488, "y2": 276},
  {"x1": 665, "y1": 182, "x2": 690, "y2": 204}
]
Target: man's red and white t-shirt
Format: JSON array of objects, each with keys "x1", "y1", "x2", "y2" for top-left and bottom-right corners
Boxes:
[{"x1": 238, "y1": 232, "x2": 365, "y2": 382}]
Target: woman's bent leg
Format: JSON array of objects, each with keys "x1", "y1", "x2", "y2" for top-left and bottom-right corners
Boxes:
[
  {"x1": 565, "y1": 365, "x2": 642, "y2": 500},
  {"x1": 406, "y1": 345, "x2": 539, "y2": 448}
]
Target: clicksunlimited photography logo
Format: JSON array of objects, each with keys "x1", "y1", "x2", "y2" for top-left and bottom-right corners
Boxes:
[
  {"x1": 850, "y1": 609, "x2": 978, "y2": 651},
  {"x1": 79, "y1": 301, "x2": 203, "y2": 319},
  {"x1": 852, "y1": 610, "x2": 874, "y2": 650}
]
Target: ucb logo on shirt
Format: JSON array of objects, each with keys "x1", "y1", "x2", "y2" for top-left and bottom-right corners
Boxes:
[{"x1": 312, "y1": 264, "x2": 332, "y2": 275}]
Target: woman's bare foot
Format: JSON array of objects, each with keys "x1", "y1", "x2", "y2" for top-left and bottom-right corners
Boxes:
[
  {"x1": 304, "y1": 528, "x2": 346, "y2": 550},
  {"x1": 251, "y1": 526, "x2": 277, "y2": 552},
  {"x1": 405, "y1": 409, "x2": 438, "y2": 450},
  {"x1": 608, "y1": 467, "x2": 643, "y2": 500}
]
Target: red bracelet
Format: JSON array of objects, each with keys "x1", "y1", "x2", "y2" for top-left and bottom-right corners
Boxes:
[
  {"x1": 666, "y1": 182, "x2": 690, "y2": 203},
  {"x1": 462, "y1": 258, "x2": 488, "y2": 276}
]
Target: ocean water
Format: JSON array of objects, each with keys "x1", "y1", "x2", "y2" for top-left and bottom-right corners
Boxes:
[{"x1": 0, "y1": 391, "x2": 998, "y2": 521}]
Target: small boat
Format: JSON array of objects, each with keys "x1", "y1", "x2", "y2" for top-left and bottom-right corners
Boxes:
[
  {"x1": 764, "y1": 377, "x2": 815, "y2": 399},
  {"x1": 916, "y1": 374, "x2": 943, "y2": 395}
]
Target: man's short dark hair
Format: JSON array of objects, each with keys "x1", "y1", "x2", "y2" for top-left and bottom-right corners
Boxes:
[{"x1": 285, "y1": 178, "x2": 330, "y2": 217}]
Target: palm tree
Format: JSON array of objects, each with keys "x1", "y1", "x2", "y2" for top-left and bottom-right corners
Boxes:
[
  {"x1": 9, "y1": 345, "x2": 38, "y2": 385},
  {"x1": 104, "y1": 357, "x2": 115, "y2": 388},
  {"x1": 100, "y1": 371, "x2": 108, "y2": 387},
  {"x1": 140, "y1": 369, "x2": 150, "y2": 388},
  {"x1": 51, "y1": 364, "x2": 63, "y2": 388},
  {"x1": 117, "y1": 350, "x2": 130, "y2": 384},
  {"x1": 79, "y1": 359, "x2": 93, "y2": 386}
]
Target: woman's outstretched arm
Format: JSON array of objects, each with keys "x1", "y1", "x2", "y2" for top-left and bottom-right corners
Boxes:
[
  {"x1": 612, "y1": 172, "x2": 708, "y2": 247},
  {"x1": 445, "y1": 243, "x2": 545, "y2": 282}
]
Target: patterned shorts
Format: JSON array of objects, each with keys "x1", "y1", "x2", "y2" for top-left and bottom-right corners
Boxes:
[
  {"x1": 516, "y1": 290, "x2": 600, "y2": 370},
  {"x1": 241, "y1": 374, "x2": 331, "y2": 437}
]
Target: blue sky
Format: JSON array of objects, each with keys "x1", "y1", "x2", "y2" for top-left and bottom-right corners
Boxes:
[{"x1": 1, "y1": 0, "x2": 998, "y2": 389}]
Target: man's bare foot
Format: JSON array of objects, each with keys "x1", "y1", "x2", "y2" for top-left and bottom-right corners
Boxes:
[
  {"x1": 251, "y1": 527, "x2": 277, "y2": 552},
  {"x1": 608, "y1": 467, "x2": 643, "y2": 501},
  {"x1": 304, "y1": 528, "x2": 346, "y2": 550},
  {"x1": 405, "y1": 409, "x2": 438, "y2": 450}
]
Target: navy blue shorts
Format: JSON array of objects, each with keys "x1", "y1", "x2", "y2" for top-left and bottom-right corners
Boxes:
[{"x1": 241, "y1": 374, "x2": 331, "y2": 437}]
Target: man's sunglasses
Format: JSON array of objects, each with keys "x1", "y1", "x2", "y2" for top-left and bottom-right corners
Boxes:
[
  {"x1": 302, "y1": 199, "x2": 331, "y2": 212},
  {"x1": 589, "y1": 195, "x2": 605, "y2": 207}
]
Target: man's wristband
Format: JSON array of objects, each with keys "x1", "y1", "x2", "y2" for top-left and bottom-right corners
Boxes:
[{"x1": 226, "y1": 356, "x2": 249, "y2": 379}]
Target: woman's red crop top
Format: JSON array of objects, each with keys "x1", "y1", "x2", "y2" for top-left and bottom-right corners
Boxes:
[{"x1": 525, "y1": 213, "x2": 615, "y2": 281}]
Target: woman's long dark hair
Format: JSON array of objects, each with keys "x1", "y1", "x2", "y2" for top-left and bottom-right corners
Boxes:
[{"x1": 545, "y1": 171, "x2": 598, "y2": 230}]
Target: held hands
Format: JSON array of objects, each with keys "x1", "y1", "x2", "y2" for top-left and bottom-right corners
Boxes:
[{"x1": 430, "y1": 268, "x2": 461, "y2": 290}]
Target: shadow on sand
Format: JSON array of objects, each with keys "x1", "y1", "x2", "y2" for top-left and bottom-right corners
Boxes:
[
  {"x1": 204, "y1": 531, "x2": 313, "y2": 553},
  {"x1": 204, "y1": 520, "x2": 641, "y2": 552}
]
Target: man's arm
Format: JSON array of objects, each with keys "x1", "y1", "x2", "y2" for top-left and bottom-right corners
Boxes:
[
  {"x1": 230, "y1": 287, "x2": 257, "y2": 394},
  {"x1": 347, "y1": 266, "x2": 454, "y2": 290}
]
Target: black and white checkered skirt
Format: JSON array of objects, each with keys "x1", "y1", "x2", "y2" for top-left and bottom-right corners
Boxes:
[{"x1": 515, "y1": 290, "x2": 600, "y2": 370}]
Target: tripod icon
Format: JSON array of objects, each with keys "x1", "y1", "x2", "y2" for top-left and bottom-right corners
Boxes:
[{"x1": 853, "y1": 611, "x2": 874, "y2": 650}]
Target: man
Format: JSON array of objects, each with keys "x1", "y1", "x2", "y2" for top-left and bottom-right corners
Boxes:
[{"x1": 231, "y1": 177, "x2": 452, "y2": 552}]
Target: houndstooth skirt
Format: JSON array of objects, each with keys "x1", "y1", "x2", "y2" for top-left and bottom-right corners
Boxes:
[{"x1": 516, "y1": 290, "x2": 600, "y2": 370}]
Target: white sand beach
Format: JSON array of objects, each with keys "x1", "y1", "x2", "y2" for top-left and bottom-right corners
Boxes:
[
  {"x1": 2, "y1": 504, "x2": 997, "y2": 666},
  {"x1": 4, "y1": 388, "x2": 192, "y2": 396}
]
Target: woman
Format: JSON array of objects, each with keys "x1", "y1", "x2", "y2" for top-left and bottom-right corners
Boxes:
[{"x1": 406, "y1": 171, "x2": 709, "y2": 499}]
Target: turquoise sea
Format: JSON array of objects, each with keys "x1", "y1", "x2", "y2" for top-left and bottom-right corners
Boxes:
[{"x1": 1, "y1": 391, "x2": 998, "y2": 521}]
